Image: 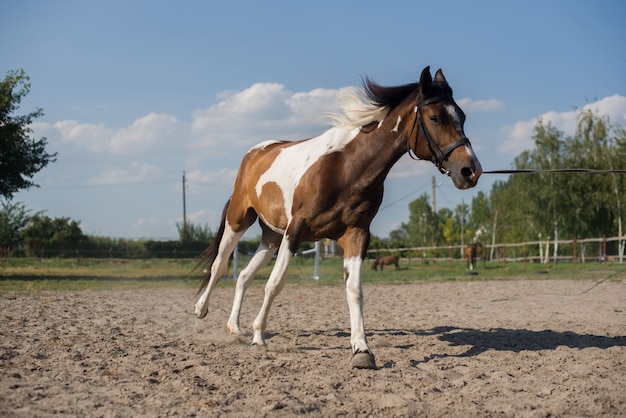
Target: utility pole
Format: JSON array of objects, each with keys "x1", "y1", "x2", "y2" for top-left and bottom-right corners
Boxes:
[
  {"x1": 182, "y1": 171, "x2": 187, "y2": 242},
  {"x1": 431, "y1": 175, "x2": 436, "y2": 214},
  {"x1": 460, "y1": 198, "x2": 465, "y2": 250}
]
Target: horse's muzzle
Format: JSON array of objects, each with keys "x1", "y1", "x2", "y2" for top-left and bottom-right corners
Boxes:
[{"x1": 448, "y1": 147, "x2": 482, "y2": 190}]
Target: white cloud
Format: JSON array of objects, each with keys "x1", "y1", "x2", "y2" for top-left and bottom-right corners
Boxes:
[
  {"x1": 189, "y1": 83, "x2": 339, "y2": 150},
  {"x1": 34, "y1": 113, "x2": 181, "y2": 156},
  {"x1": 457, "y1": 97, "x2": 505, "y2": 113},
  {"x1": 109, "y1": 113, "x2": 181, "y2": 154},
  {"x1": 499, "y1": 95, "x2": 626, "y2": 155},
  {"x1": 584, "y1": 95, "x2": 626, "y2": 123},
  {"x1": 87, "y1": 162, "x2": 162, "y2": 186},
  {"x1": 185, "y1": 168, "x2": 238, "y2": 192},
  {"x1": 43, "y1": 120, "x2": 113, "y2": 152}
]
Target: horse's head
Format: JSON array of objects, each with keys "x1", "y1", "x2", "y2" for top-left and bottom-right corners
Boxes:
[{"x1": 409, "y1": 66, "x2": 482, "y2": 190}]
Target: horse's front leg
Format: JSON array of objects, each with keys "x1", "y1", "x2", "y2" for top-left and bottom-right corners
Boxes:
[
  {"x1": 339, "y1": 229, "x2": 377, "y2": 369},
  {"x1": 344, "y1": 256, "x2": 377, "y2": 369}
]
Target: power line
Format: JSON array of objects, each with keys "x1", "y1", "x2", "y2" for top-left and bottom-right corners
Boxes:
[{"x1": 379, "y1": 183, "x2": 429, "y2": 211}]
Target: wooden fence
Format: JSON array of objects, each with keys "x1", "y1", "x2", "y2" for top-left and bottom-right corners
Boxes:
[{"x1": 367, "y1": 236, "x2": 626, "y2": 266}]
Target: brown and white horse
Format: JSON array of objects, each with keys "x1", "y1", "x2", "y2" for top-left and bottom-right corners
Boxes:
[
  {"x1": 465, "y1": 242, "x2": 484, "y2": 271},
  {"x1": 371, "y1": 255, "x2": 399, "y2": 271},
  {"x1": 195, "y1": 66, "x2": 482, "y2": 369}
]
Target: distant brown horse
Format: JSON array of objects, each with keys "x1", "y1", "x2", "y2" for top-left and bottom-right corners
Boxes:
[
  {"x1": 194, "y1": 67, "x2": 482, "y2": 369},
  {"x1": 371, "y1": 255, "x2": 399, "y2": 271},
  {"x1": 465, "y1": 242, "x2": 484, "y2": 271}
]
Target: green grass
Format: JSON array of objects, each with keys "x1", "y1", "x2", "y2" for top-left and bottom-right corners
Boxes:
[{"x1": 1, "y1": 256, "x2": 625, "y2": 292}]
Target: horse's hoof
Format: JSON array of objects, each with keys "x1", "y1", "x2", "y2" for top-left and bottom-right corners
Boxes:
[
  {"x1": 352, "y1": 351, "x2": 377, "y2": 369},
  {"x1": 226, "y1": 323, "x2": 242, "y2": 336},
  {"x1": 194, "y1": 304, "x2": 208, "y2": 319}
]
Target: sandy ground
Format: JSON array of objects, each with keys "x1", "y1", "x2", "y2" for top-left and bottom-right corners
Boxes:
[{"x1": 1, "y1": 279, "x2": 625, "y2": 417}]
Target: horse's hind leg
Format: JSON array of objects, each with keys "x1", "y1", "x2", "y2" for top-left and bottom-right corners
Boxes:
[
  {"x1": 227, "y1": 226, "x2": 280, "y2": 336},
  {"x1": 195, "y1": 223, "x2": 244, "y2": 318},
  {"x1": 251, "y1": 234, "x2": 294, "y2": 347}
]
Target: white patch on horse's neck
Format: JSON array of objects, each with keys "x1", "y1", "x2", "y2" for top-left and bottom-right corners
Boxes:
[
  {"x1": 391, "y1": 116, "x2": 402, "y2": 133},
  {"x1": 255, "y1": 127, "x2": 360, "y2": 225}
]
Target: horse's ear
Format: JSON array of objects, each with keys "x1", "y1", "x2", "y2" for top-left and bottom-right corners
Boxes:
[
  {"x1": 419, "y1": 66, "x2": 432, "y2": 93},
  {"x1": 434, "y1": 69, "x2": 448, "y2": 85}
]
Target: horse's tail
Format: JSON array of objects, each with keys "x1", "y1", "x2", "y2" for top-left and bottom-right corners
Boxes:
[{"x1": 192, "y1": 197, "x2": 231, "y2": 296}]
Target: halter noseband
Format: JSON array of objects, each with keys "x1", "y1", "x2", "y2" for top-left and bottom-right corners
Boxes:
[{"x1": 408, "y1": 95, "x2": 470, "y2": 175}]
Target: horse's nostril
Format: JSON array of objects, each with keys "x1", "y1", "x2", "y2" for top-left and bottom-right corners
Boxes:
[{"x1": 461, "y1": 167, "x2": 473, "y2": 179}]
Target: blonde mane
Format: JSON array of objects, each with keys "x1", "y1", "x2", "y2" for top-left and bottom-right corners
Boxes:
[{"x1": 327, "y1": 87, "x2": 390, "y2": 129}]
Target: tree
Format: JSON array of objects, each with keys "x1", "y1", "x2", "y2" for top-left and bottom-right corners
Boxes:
[
  {"x1": 403, "y1": 193, "x2": 440, "y2": 247},
  {"x1": 21, "y1": 215, "x2": 85, "y2": 256},
  {"x1": 0, "y1": 200, "x2": 37, "y2": 249},
  {"x1": 477, "y1": 110, "x2": 626, "y2": 251},
  {"x1": 1, "y1": 69, "x2": 57, "y2": 199},
  {"x1": 176, "y1": 221, "x2": 214, "y2": 243},
  {"x1": 467, "y1": 191, "x2": 491, "y2": 242}
]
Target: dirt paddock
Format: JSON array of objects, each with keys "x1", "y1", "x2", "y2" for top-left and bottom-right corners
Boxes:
[{"x1": 1, "y1": 279, "x2": 625, "y2": 417}]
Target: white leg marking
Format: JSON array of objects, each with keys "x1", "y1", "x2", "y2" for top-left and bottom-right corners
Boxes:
[
  {"x1": 344, "y1": 256, "x2": 371, "y2": 354},
  {"x1": 195, "y1": 222, "x2": 243, "y2": 317},
  {"x1": 251, "y1": 236, "x2": 293, "y2": 346},
  {"x1": 226, "y1": 242, "x2": 277, "y2": 335}
]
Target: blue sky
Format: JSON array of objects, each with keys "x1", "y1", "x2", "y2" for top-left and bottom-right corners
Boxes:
[{"x1": 3, "y1": 0, "x2": 626, "y2": 240}]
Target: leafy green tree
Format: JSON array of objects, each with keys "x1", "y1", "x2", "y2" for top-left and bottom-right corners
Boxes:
[
  {"x1": 467, "y1": 191, "x2": 491, "y2": 242},
  {"x1": 565, "y1": 110, "x2": 624, "y2": 239},
  {"x1": 0, "y1": 69, "x2": 57, "y2": 199},
  {"x1": 439, "y1": 207, "x2": 457, "y2": 245},
  {"x1": 388, "y1": 228, "x2": 407, "y2": 243},
  {"x1": 481, "y1": 110, "x2": 626, "y2": 249},
  {"x1": 0, "y1": 200, "x2": 37, "y2": 249},
  {"x1": 511, "y1": 119, "x2": 570, "y2": 240},
  {"x1": 176, "y1": 221, "x2": 214, "y2": 243},
  {"x1": 21, "y1": 215, "x2": 85, "y2": 256},
  {"x1": 403, "y1": 193, "x2": 440, "y2": 247}
]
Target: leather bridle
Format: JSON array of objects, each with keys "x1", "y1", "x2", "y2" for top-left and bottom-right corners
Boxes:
[{"x1": 408, "y1": 95, "x2": 470, "y2": 175}]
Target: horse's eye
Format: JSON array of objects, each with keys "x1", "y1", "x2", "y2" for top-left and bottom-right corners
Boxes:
[{"x1": 429, "y1": 115, "x2": 439, "y2": 123}]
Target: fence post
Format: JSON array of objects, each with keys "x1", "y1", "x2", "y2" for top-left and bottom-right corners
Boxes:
[
  {"x1": 523, "y1": 242, "x2": 527, "y2": 268},
  {"x1": 546, "y1": 237, "x2": 550, "y2": 271},
  {"x1": 313, "y1": 241, "x2": 320, "y2": 280},
  {"x1": 573, "y1": 236, "x2": 577, "y2": 268},
  {"x1": 603, "y1": 236, "x2": 607, "y2": 264}
]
